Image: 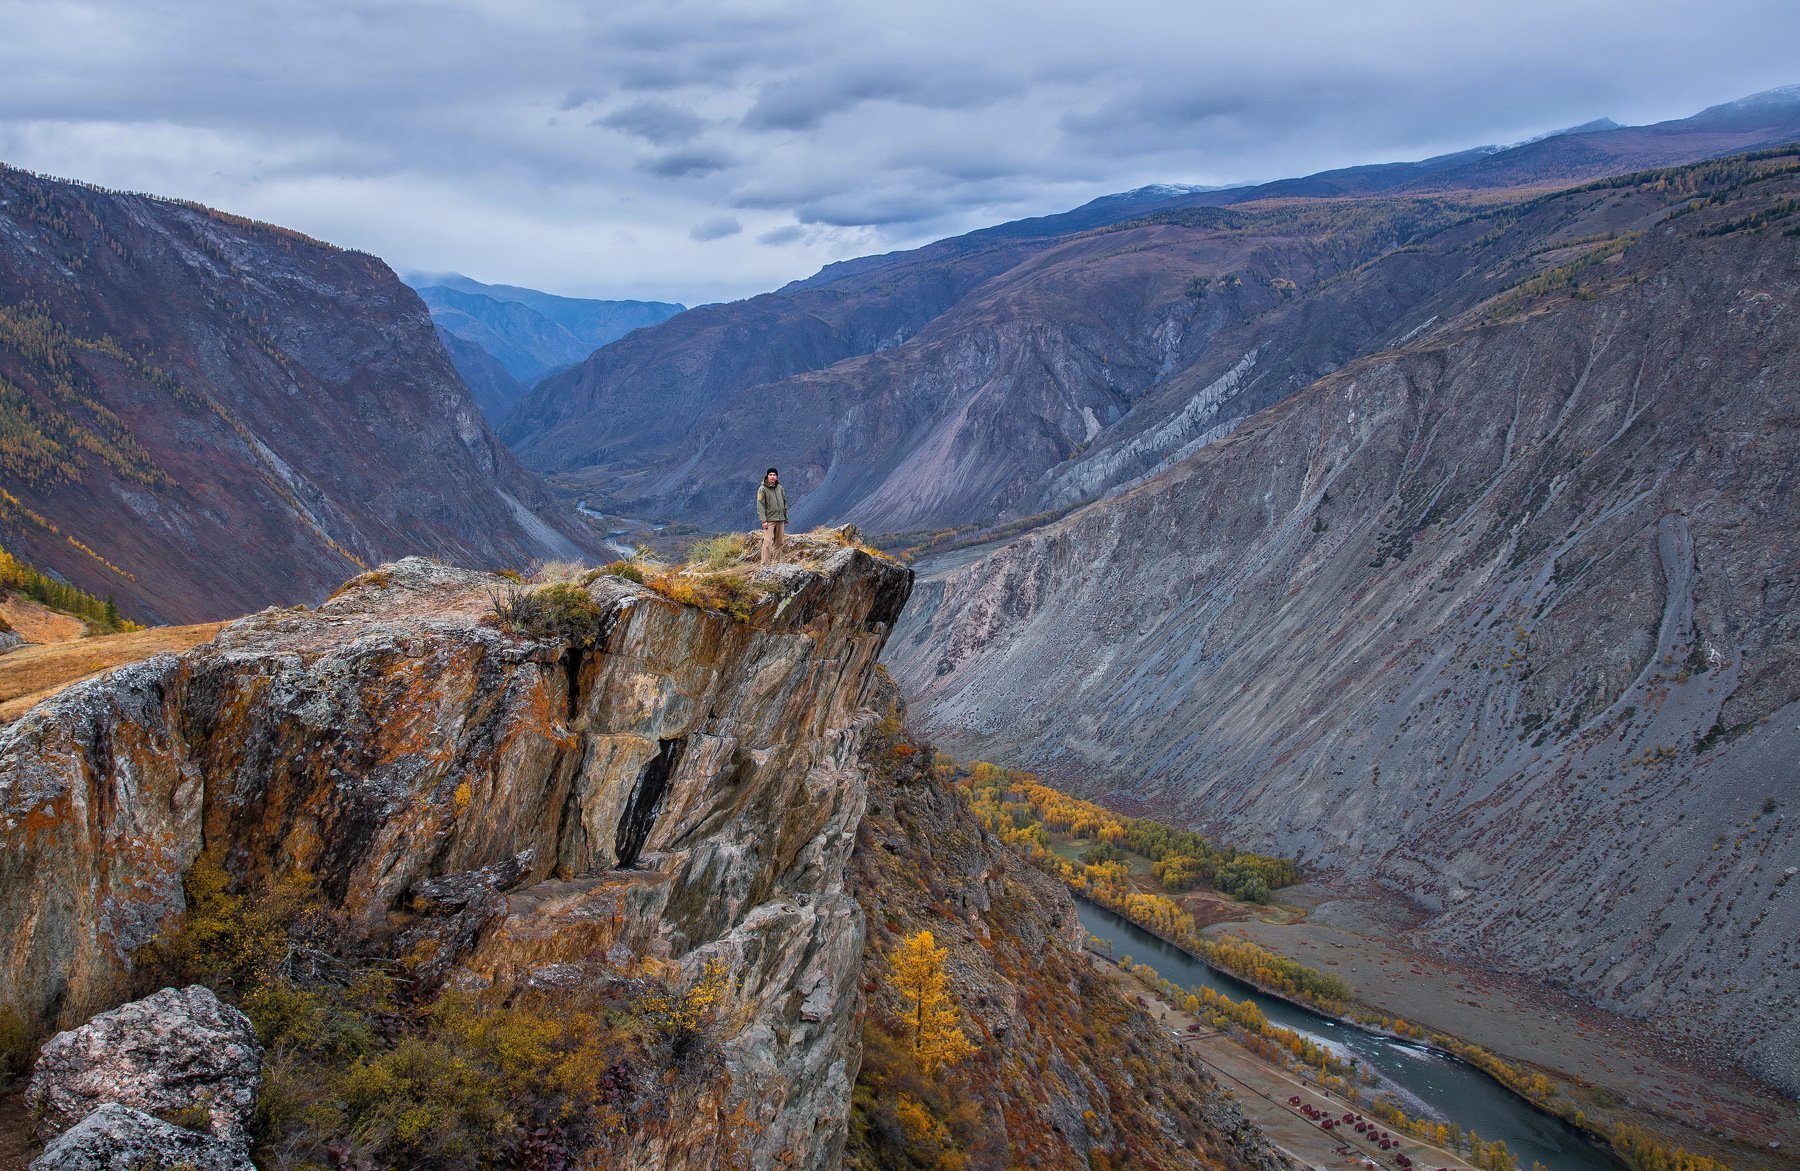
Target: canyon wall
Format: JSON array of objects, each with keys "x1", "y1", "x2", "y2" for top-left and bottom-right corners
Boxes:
[
  {"x1": 891, "y1": 161, "x2": 1800, "y2": 1094},
  {"x1": 0, "y1": 166, "x2": 597, "y2": 624}
]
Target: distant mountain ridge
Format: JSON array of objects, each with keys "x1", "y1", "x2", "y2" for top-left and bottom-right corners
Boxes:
[
  {"x1": 404, "y1": 272, "x2": 683, "y2": 420},
  {"x1": 0, "y1": 166, "x2": 599, "y2": 624},
  {"x1": 499, "y1": 86, "x2": 1800, "y2": 531}
]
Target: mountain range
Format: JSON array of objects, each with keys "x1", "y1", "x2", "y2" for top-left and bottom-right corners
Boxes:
[
  {"x1": 0, "y1": 80, "x2": 1795, "y2": 1144},
  {"x1": 405, "y1": 272, "x2": 683, "y2": 421},
  {"x1": 497, "y1": 86, "x2": 1800, "y2": 536}
]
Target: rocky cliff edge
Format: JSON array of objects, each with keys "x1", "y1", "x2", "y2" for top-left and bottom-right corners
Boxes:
[{"x1": 0, "y1": 549, "x2": 910, "y2": 1169}]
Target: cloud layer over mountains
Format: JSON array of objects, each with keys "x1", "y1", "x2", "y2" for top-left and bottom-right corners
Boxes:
[{"x1": 2, "y1": 0, "x2": 1794, "y2": 302}]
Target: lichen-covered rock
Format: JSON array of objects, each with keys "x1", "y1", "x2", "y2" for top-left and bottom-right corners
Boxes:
[
  {"x1": 25, "y1": 985, "x2": 261, "y2": 1144},
  {"x1": 1, "y1": 547, "x2": 911, "y2": 1171},
  {"x1": 28, "y1": 1102, "x2": 256, "y2": 1171}
]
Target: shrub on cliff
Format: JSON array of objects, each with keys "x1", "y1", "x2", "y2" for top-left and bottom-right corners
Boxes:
[
  {"x1": 688, "y1": 533, "x2": 753, "y2": 570},
  {"x1": 596, "y1": 560, "x2": 646, "y2": 584},
  {"x1": 487, "y1": 581, "x2": 612, "y2": 646},
  {"x1": 848, "y1": 1022, "x2": 982, "y2": 1171},
  {"x1": 644, "y1": 569, "x2": 761, "y2": 622}
]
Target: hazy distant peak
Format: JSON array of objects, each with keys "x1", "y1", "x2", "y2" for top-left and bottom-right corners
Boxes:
[
  {"x1": 1545, "y1": 116, "x2": 1622, "y2": 139},
  {"x1": 1097, "y1": 182, "x2": 1229, "y2": 201},
  {"x1": 1502, "y1": 117, "x2": 1622, "y2": 149},
  {"x1": 401, "y1": 271, "x2": 684, "y2": 314},
  {"x1": 1707, "y1": 83, "x2": 1800, "y2": 109},
  {"x1": 405, "y1": 271, "x2": 685, "y2": 390}
]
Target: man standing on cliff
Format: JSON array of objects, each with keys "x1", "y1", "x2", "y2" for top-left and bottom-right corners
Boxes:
[{"x1": 756, "y1": 467, "x2": 788, "y2": 564}]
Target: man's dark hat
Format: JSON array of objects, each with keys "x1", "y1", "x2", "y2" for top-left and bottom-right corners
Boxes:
[{"x1": 766, "y1": 467, "x2": 779, "y2": 475}]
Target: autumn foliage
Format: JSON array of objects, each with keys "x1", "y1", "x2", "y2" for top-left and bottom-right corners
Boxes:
[
  {"x1": 144, "y1": 850, "x2": 739, "y2": 1170},
  {"x1": 887, "y1": 930, "x2": 976, "y2": 1076}
]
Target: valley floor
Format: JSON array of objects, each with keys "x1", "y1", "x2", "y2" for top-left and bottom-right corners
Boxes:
[
  {"x1": 1224, "y1": 884, "x2": 1799, "y2": 1171},
  {"x1": 1089, "y1": 954, "x2": 1486, "y2": 1171}
]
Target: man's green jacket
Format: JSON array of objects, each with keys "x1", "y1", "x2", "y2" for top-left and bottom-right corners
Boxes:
[{"x1": 757, "y1": 482, "x2": 788, "y2": 524}]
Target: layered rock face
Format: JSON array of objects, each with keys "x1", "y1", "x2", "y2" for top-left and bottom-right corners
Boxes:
[
  {"x1": 0, "y1": 549, "x2": 911, "y2": 1168},
  {"x1": 0, "y1": 166, "x2": 597, "y2": 625},
  {"x1": 891, "y1": 160, "x2": 1800, "y2": 1091}
]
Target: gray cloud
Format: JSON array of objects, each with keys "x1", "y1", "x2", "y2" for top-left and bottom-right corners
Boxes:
[
  {"x1": 741, "y1": 56, "x2": 1025, "y2": 131},
  {"x1": 560, "y1": 87, "x2": 607, "y2": 111},
  {"x1": 597, "y1": 98, "x2": 706, "y2": 145},
  {"x1": 0, "y1": 0, "x2": 1792, "y2": 303},
  {"x1": 796, "y1": 191, "x2": 964, "y2": 228},
  {"x1": 690, "y1": 214, "x2": 743, "y2": 240},
  {"x1": 639, "y1": 145, "x2": 737, "y2": 178}
]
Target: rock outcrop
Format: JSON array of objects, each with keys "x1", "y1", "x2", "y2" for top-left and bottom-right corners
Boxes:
[
  {"x1": 30, "y1": 1103, "x2": 256, "y2": 1171},
  {"x1": 889, "y1": 155, "x2": 1800, "y2": 1093},
  {"x1": 1, "y1": 548, "x2": 910, "y2": 1169},
  {"x1": 0, "y1": 165, "x2": 598, "y2": 625},
  {"x1": 26, "y1": 985, "x2": 260, "y2": 1144}
]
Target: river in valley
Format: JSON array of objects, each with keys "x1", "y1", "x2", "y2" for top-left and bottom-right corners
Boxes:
[{"x1": 1077, "y1": 900, "x2": 1623, "y2": 1171}]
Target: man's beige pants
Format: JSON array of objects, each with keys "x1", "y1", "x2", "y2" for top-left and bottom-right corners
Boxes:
[{"x1": 761, "y1": 521, "x2": 786, "y2": 564}]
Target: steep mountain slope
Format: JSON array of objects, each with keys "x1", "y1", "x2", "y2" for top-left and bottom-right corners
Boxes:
[
  {"x1": 0, "y1": 165, "x2": 597, "y2": 624},
  {"x1": 499, "y1": 234, "x2": 1047, "y2": 484},
  {"x1": 847, "y1": 677, "x2": 1281, "y2": 1171},
  {"x1": 433, "y1": 324, "x2": 529, "y2": 422},
  {"x1": 409, "y1": 273, "x2": 684, "y2": 387},
  {"x1": 500, "y1": 90, "x2": 1800, "y2": 533},
  {"x1": 0, "y1": 552, "x2": 1276, "y2": 1170},
  {"x1": 632, "y1": 196, "x2": 1504, "y2": 533},
  {"x1": 887, "y1": 155, "x2": 1800, "y2": 1094}
]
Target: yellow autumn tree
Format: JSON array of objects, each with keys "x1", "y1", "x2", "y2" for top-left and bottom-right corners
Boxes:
[{"x1": 888, "y1": 930, "x2": 975, "y2": 1075}]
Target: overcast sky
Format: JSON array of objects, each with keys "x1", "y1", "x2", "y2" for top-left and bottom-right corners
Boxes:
[{"x1": 2, "y1": 1, "x2": 1794, "y2": 304}]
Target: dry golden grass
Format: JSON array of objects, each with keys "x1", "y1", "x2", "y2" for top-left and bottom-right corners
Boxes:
[
  {"x1": 0, "y1": 593, "x2": 88, "y2": 644},
  {"x1": 0, "y1": 623, "x2": 226, "y2": 723}
]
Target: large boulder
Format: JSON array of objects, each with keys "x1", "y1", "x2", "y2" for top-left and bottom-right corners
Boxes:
[
  {"x1": 25, "y1": 985, "x2": 261, "y2": 1145},
  {"x1": 29, "y1": 1102, "x2": 256, "y2": 1171}
]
